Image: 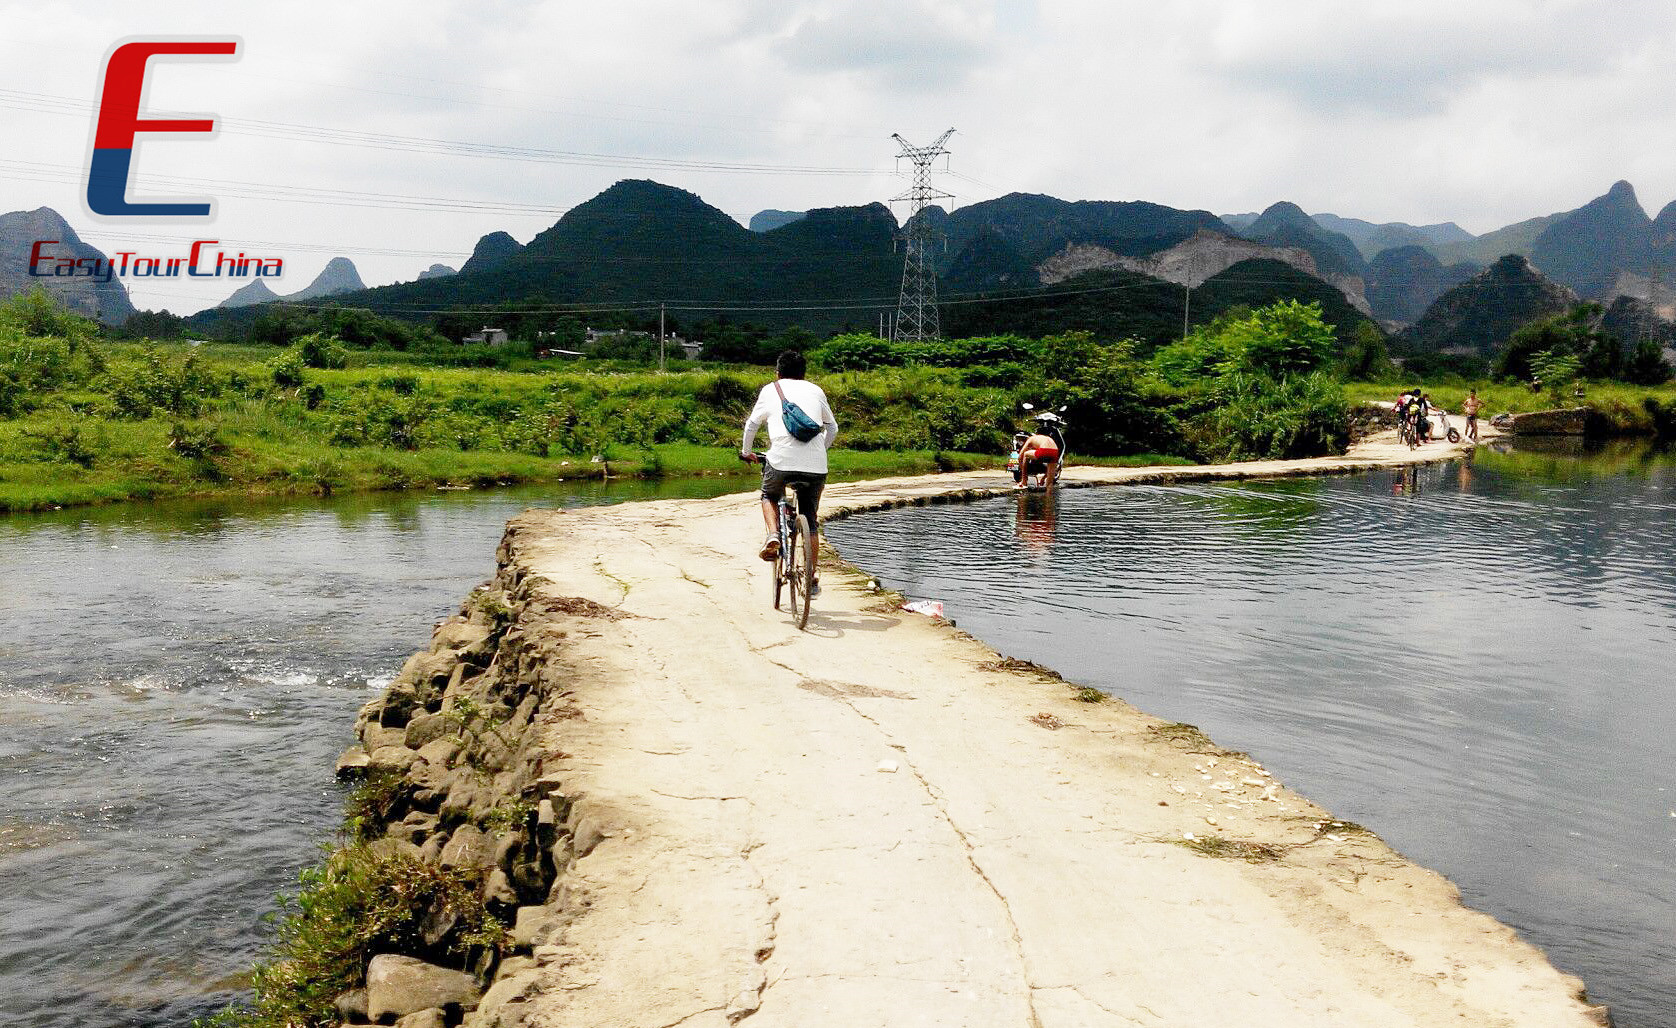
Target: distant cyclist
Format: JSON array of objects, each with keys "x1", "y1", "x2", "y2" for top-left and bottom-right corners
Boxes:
[{"x1": 740, "y1": 350, "x2": 839, "y2": 593}]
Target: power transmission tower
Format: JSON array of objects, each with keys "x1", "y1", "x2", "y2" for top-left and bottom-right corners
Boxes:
[{"x1": 890, "y1": 129, "x2": 955, "y2": 341}]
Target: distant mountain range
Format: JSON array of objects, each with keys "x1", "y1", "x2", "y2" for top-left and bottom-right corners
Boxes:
[
  {"x1": 13, "y1": 174, "x2": 1676, "y2": 359},
  {"x1": 0, "y1": 207, "x2": 134, "y2": 324},
  {"x1": 219, "y1": 256, "x2": 366, "y2": 308}
]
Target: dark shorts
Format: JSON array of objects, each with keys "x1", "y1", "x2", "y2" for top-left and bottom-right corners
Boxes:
[{"x1": 761, "y1": 463, "x2": 826, "y2": 525}]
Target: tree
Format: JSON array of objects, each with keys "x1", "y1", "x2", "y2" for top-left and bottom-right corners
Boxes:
[
  {"x1": 1341, "y1": 321, "x2": 1395, "y2": 381},
  {"x1": 1497, "y1": 304, "x2": 1606, "y2": 382},
  {"x1": 1529, "y1": 348, "x2": 1582, "y2": 405},
  {"x1": 1223, "y1": 299, "x2": 1336, "y2": 378},
  {"x1": 1623, "y1": 339, "x2": 1673, "y2": 385},
  {"x1": 1581, "y1": 333, "x2": 1623, "y2": 380}
]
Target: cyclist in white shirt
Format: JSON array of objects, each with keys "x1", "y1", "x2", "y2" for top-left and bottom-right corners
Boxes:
[{"x1": 740, "y1": 351, "x2": 839, "y2": 593}]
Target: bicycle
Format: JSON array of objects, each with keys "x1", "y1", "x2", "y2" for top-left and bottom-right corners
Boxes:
[
  {"x1": 1396, "y1": 407, "x2": 1417, "y2": 448},
  {"x1": 742, "y1": 452, "x2": 816, "y2": 630}
]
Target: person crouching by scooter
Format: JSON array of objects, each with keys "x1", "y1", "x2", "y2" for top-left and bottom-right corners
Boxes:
[{"x1": 1015, "y1": 430, "x2": 1061, "y2": 490}]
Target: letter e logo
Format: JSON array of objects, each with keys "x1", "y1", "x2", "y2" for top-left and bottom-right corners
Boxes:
[{"x1": 86, "y1": 38, "x2": 239, "y2": 218}]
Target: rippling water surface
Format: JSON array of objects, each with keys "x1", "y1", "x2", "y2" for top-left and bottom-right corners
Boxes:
[
  {"x1": 0, "y1": 479, "x2": 739, "y2": 1028},
  {"x1": 827, "y1": 448, "x2": 1676, "y2": 1028}
]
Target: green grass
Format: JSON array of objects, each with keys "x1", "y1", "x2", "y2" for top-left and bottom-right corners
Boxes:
[
  {"x1": 1, "y1": 330, "x2": 1219, "y2": 513},
  {"x1": 0, "y1": 336, "x2": 1044, "y2": 512}
]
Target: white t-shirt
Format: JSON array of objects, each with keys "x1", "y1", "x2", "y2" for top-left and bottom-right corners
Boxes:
[{"x1": 741, "y1": 378, "x2": 839, "y2": 474}]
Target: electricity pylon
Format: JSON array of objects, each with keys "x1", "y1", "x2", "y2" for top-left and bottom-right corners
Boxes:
[{"x1": 890, "y1": 129, "x2": 955, "y2": 341}]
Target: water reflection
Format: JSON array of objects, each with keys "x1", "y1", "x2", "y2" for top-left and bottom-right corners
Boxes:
[
  {"x1": 828, "y1": 447, "x2": 1676, "y2": 1028},
  {"x1": 1012, "y1": 491, "x2": 1056, "y2": 555}
]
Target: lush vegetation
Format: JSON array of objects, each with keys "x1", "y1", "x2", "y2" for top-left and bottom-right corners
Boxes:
[
  {"x1": 1, "y1": 287, "x2": 1382, "y2": 512},
  {"x1": 942, "y1": 260, "x2": 1381, "y2": 349}
]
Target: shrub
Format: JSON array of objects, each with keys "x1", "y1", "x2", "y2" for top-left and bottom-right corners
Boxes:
[
  {"x1": 269, "y1": 351, "x2": 306, "y2": 389},
  {"x1": 327, "y1": 393, "x2": 434, "y2": 450},
  {"x1": 107, "y1": 350, "x2": 219, "y2": 418},
  {"x1": 1150, "y1": 329, "x2": 1241, "y2": 387},
  {"x1": 24, "y1": 421, "x2": 98, "y2": 468},
  {"x1": 1199, "y1": 371, "x2": 1349, "y2": 461},
  {"x1": 0, "y1": 286, "x2": 95, "y2": 345},
  {"x1": 207, "y1": 846, "x2": 502, "y2": 1028},
  {"x1": 1223, "y1": 300, "x2": 1337, "y2": 378},
  {"x1": 296, "y1": 333, "x2": 349, "y2": 370},
  {"x1": 0, "y1": 336, "x2": 76, "y2": 416},
  {"x1": 695, "y1": 372, "x2": 758, "y2": 411},
  {"x1": 1529, "y1": 348, "x2": 1582, "y2": 405},
  {"x1": 814, "y1": 334, "x2": 899, "y2": 371},
  {"x1": 168, "y1": 421, "x2": 231, "y2": 459},
  {"x1": 377, "y1": 372, "x2": 419, "y2": 396}
]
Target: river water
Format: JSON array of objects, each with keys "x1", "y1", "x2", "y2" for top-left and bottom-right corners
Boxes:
[
  {"x1": 826, "y1": 444, "x2": 1676, "y2": 1028},
  {"x1": 0, "y1": 479, "x2": 741, "y2": 1028},
  {"x1": 5, "y1": 452, "x2": 1673, "y2": 1027}
]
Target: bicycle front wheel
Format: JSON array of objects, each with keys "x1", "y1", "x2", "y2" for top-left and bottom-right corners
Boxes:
[
  {"x1": 772, "y1": 537, "x2": 785, "y2": 610},
  {"x1": 793, "y1": 514, "x2": 815, "y2": 630}
]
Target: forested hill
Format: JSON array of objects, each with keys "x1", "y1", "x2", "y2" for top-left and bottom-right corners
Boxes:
[
  {"x1": 943, "y1": 259, "x2": 1379, "y2": 348},
  {"x1": 192, "y1": 180, "x2": 904, "y2": 335},
  {"x1": 924, "y1": 192, "x2": 1230, "y2": 291}
]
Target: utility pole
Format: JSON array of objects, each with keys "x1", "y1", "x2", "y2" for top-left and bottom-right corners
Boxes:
[
  {"x1": 1183, "y1": 285, "x2": 1192, "y2": 339},
  {"x1": 659, "y1": 303, "x2": 666, "y2": 373},
  {"x1": 889, "y1": 128, "x2": 955, "y2": 342}
]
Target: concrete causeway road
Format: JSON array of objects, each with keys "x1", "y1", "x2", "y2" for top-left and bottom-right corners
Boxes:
[{"x1": 497, "y1": 433, "x2": 1608, "y2": 1027}]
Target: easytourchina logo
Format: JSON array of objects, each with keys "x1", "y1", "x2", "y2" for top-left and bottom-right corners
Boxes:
[{"x1": 27, "y1": 36, "x2": 290, "y2": 288}]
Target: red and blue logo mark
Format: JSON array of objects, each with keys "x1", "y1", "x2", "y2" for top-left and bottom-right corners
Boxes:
[{"x1": 87, "y1": 39, "x2": 239, "y2": 218}]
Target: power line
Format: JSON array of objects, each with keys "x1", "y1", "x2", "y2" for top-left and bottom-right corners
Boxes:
[{"x1": 0, "y1": 87, "x2": 890, "y2": 178}]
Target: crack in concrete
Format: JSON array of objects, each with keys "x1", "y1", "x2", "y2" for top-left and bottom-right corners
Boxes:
[
  {"x1": 806, "y1": 690, "x2": 1047, "y2": 1028},
  {"x1": 650, "y1": 789, "x2": 750, "y2": 802},
  {"x1": 650, "y1": 1004, "x2": 726, "y2": 1028}
]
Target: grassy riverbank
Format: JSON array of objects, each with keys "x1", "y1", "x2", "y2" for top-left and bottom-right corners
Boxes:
[
  {"x1": 0, "y1": 335, "x2": 1202, "y2": 513},
  {"x1": 7, "y1": 293, "x2": 1367, "y2": 514}
]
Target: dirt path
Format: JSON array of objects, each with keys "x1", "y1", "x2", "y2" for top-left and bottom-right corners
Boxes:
[{"x1": 497, "y1": 431, "x2": 1606, "y2": 1027}]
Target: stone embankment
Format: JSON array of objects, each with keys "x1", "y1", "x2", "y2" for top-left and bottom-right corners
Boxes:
[
  {"x1": 329, "y1": 579, "x2": 626, "y2": 1026},
  {"x1": 326, "y1": 432, "x2": 1607, "y2": 1028}
]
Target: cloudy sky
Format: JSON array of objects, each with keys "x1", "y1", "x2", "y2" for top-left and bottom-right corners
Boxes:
[{"x1": 5, "y1": 0, "x2": 1676, "y2": 312}]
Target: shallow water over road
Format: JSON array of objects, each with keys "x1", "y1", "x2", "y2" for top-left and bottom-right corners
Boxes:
[
  {"x1": 827, "y1": 446, "x2": 1676, "y2": 1028},
  {"x1": 0, "y1": 478, "x2": 741, "y2": 1028}
]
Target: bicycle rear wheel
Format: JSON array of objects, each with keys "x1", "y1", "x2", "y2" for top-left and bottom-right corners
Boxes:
[{"x1": 793, "y1": 514, "x2": 815, "y2": 630}]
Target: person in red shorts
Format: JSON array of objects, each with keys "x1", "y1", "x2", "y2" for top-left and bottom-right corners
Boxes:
[{"x1": 1015, "y1": 430, "x2": 1061, "y2": 489}]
